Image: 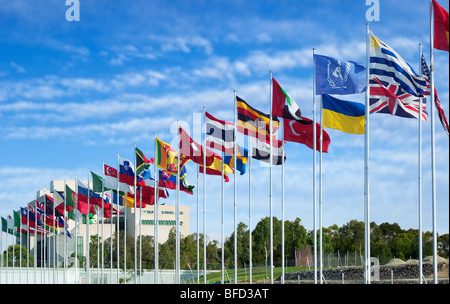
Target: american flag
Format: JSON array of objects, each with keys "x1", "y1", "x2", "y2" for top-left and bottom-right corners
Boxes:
[
  {"x1": 421, "y1": 55, "x2": 449, "y2": 136},
  {"x1": 369, "y1": 77, "x2": 428, "y2": 121}
]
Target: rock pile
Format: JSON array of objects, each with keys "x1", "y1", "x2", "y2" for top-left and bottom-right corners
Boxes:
[{"x1": 280, "y1": 259, "x2": 449, "y2": 284}]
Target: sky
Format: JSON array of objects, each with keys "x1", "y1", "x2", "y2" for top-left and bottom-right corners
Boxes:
[{"x1": 1, "y1": 0, "x2": 449, "y2": 246}]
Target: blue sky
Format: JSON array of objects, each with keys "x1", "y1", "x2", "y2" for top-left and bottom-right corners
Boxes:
[{"x1": 1, "y1": 0, "x2": 448, "y2": 244}]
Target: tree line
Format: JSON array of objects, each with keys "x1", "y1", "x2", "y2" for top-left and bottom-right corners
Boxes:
[{"x1": 4, "y1": 217, "x2": 448, "y2": 270}]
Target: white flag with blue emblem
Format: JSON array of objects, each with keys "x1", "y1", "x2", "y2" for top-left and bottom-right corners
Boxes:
[
  {"x1": 369, "y1": 31, "x2": 427, "y2": 97},
  {"x1": 314, "y1": 54, "x2": 366, "y2": 95}
]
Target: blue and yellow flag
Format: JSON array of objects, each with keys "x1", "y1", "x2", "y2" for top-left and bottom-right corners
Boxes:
[{"x1": 322, "y1": 94, "x2": 365, "y2": 135}]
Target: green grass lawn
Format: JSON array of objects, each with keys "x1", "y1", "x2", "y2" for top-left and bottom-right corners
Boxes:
[{"x1": 194, "y1": 266, "x2": 310, "y2": 284}]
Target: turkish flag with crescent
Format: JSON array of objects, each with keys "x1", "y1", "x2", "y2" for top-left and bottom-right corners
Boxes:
[{"x1": 283, "y1": 117, "x2": 331, "y2": 153}]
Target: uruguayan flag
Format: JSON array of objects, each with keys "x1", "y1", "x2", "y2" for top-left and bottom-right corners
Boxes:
[{"x1": 369, "y1": 32, "x2": 427, "y2": 97}]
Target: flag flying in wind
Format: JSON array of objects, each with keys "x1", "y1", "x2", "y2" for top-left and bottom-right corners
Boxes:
[
  {"x1": 432, "y1": 0, "x2": 449, "y2": 52},
  {"x1": 322, "y1": 94, "x2": 366, "y2": 135},
  {"x1": 224, "y1": 145, "x2": 248, "y2": 175},
  {"x1": 156, "y1": 137, "x2": 190, "y2": 176},
  {"x1": 283, "y1": 117, "x2": 331, "y2": 153},
  {"x1": 314, "y1": 54, "x2": 366, "y2": 95},
  {"x1": 179, "y1": 127, "x2": 215, "y2": 166},
  {"x1": 272, "y1": 77, "x2": 312, "y2": 124},
  {"x1": 369, "y1": 31, "x2": 427, "y2": 97},
  {"x1": 103, "y1": 163, "x2": 134, "y2": 194},
  {"x1": 158, "y1": 169, "x2": 194, "y2": 195},
  {"x1": 421, "y1": 55, "x2": 449, "y2": 135},
  {"x1": 118, "y1": 156, "x2": 135, "y2": 187},
  {"x1": 251, "y1": 137, "x2": 286, "y2": 165},
  {"x1": 199, "y1": 153, "x2": 233, "y2": 182},
  {"x1": 369, "y1": 77, "x2": 428, "y2": 120},
  {"x1": 237, "y1": 95, "x2": 280, "y2": 143},
  {"x1": 136, "y1": 147, "x2": 154, "y2": 176},
  {"x1": 205, "y1": 111, "x2": 235, "y2": 154}
]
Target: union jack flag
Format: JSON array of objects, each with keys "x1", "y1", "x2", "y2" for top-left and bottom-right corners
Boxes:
[
  {"x1": 369, "y1": 77, "x2": 428, "y2": 121},
  {"x1": 421, "y1": 55, "x2": 449, "y2": 136}
]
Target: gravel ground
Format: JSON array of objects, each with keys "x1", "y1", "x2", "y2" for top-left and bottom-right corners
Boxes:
[{"x1": 278, "y1": 258, "x2": 449, "y2": 284}]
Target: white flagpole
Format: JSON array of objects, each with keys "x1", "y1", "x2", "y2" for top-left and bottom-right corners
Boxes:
[
  {"x1": 364, "y1": 23, "x2": 371, "y2": 284},
  {"x1": 429, "y1": 0, "x2": 438, "y2": 284},
  {"x1": 63, "y1": 181, "x2": 67, "y2": 284},
  {"x1": 312, "y1": 48, "x2": 318, "y2": 284},
  {"x1": 154, "y1": 132, "x2": 159, "y2": 284},
  {"x1": 101, "y1": 164, "x2": 105, "y2": 284},
  {"x1": 248, "y1": 136, "x2": 253, "y2": 284},
  {"x1": 176, "y1": 120, "x2": 181, "y2": 284},
  {"x1": 269, "y1": 71, "x2": 274, "y2": 284},
  {"x1": 196, "y1": 163, "x2": 200, "y2": 284},
  {"x1": 233, "y1": 92, "x2": 238, "y2": 284},
  {"x1": 202, "y1": 107, "x2": 207, "y2": 284},
  {"x1": 134, "y1": 143, "x2": 137, "y2": 284},
  {"x1": 319, "y1": 95, "x2": 323, "y2": 284},
  {"x1": 418, "y1": 43, "x2": 424, "y2": 284},
  {"x1": 221, "y1": 150, "x2": 225, "y2": 284},
  {"x1": 281, "y1": 117, "x2": 285, "y2": 284},
  {"x1": 86, "y1": 169, "x2": 90, "y2": 284},
  {"x1": 116, "y1": 153, "x2": 120, "y2": 283},
  {"x1": 74, "y1": 176, "x2": 78, "y2": 284}
]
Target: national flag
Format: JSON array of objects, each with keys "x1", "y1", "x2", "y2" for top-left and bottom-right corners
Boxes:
[
  {"x1": 179, "y1": 127, "x2": 215, "y2": 166},
  {"x1": 272, "y1": 77, "x2": 312, "y2": 124},
  {"x1": 236, "y1": 95, "x2": 280, "y2": 143},
  {"x1": 205, "y1": 111, "x2": 235, "y2": 154},
  {"x1": 251, "y1": 137, "x2": 286, "y2": 165},
  {"x1": 421, "y1": 55, "x2": 449, "y2": 135},
  {"x1": 224, "y1": 145, "x2": 248, "y2": 175},
  {"x1": 136, "y1": 147, "x2": 154, "y2": 176},
  {"x1": 159, "y1": 168, "x2": 195, "y2": 195},
  {"x1": 104, "y1": 163, "x2": 134, "y2": 194},
  {"x1": 77, "y1": 180, "x2": 104, "y2": 207},
  {"x1": 369, "y1": 77, "x2": 428, "y2": 120},
  {"x1": 369, "y1": 32, "x2": 427, "y2": 97},
  {"x1": 433, "y1": 0, "x2": 449, "y2": 52},
  {"x1": 119, "y1": 156, "x2": 135, "y2": 187},
  {"x1": 156, "y1": 137, "x2": 190, "y2": 176},
  {"x1": 283, "y1": 117, "x2": 331, "y2": 153},
  {"x1": 314, "y1": 54, "x2": 366, "y2": 95},
  {"x1": 53, "y1": 190, "x2": 66, "y2": 216},
  {"x1": 322, "y1": 94, "x2": 366, "y2": 135},
  {"x1": 199, "y1": 153, "x2": 233, "y2": 182}
]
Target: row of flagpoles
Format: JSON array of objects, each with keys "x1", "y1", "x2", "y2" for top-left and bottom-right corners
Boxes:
[{"x1": 1, "y1": 0, "x2": 448, "y2": 285}]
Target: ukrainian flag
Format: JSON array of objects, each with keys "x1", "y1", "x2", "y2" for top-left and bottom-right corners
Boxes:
[{"x1": 322, "y1": 94, "x2": 365, "y2": 135}]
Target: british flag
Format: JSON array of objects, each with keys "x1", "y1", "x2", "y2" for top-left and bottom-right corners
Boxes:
[
  {"x1": 369, "y1": 77, "x2": 428, "y2": 121},
  {"x1": 421, "y1": 55, "x2": 449, "y2": 136}
]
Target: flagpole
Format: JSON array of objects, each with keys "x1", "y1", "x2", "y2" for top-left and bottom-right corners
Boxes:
[
  {"x1": 312, "y1": 48, "x2": 318, "y2": 284},
  {"x1": 233, "y1": 92, "x2": 238, "y2": 284},
  {"x1": 63, "y1": 181, "x2": 67, "y2": 284},
  {"x1": 221, "y1": 150, "x2": 225, "y2": 284},
  {"x1": 281, "y1": 114, "x2": 285, "y2": 284},
  {"x1": 418, "y1": 43, "x2": 424, "y2": 284},
  {"x1": 364, "y1": 23, "x2": 371, "y2": 284},
  {"x1": 319, "y1": 95, "x2": 323, "y2": 284},
  {"x1": 269, "y1": 71, "x2": 274, "y2": 284},
  {"x1": 154, "y1": 132, "x2": 159, "y2": 284},
  {"x1": 203, "y1": 107, "x2": 207, "y2": 284},
  {"x1": 248, "y1": 135, "x2": 253, "y2": 285},
  {"x1": 176, "y1": 120, "x2": 181, "y2": 284},
  {"x1": 134, "y1": 143, "x2": 137, "y2": 284},
  {"x1": 86, "y1": 169, "x2": 90, "y2": 284},
  {"x1": 101, "y1": 166, "x2": 105, "y2": 284},
  {"x1": 429, "y1": 0, "x2": 438, "y2": 284},
  {"x1": 75, "y1": 176, "x2": 78, "y2": 284},
  {"x1": 116, "y1": 153, "x2": 120, "y2": 283},
  {"x1": 196, "y1": 163, "x2": 200, "y2": 284}
]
